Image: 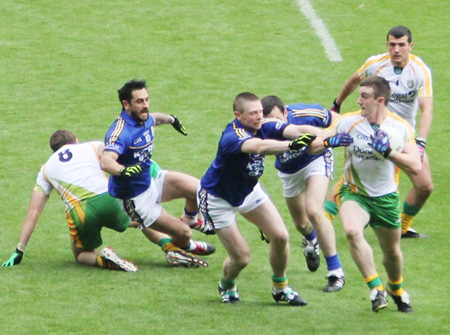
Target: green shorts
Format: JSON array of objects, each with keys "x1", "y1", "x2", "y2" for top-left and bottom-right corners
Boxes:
[
  {"x1": 149, "y1": 159, "x2": 162, "y2": 179},
  {"x1": 339, "y1": 186, "x2": 400, "y2": 230},
  {"x1": 67, "y1": 193, "x2": 130, "y2": 249}
]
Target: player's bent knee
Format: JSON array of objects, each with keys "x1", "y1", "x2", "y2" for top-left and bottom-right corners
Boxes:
[
  {"x1": 343, "y1": 225, "x2": 362, "y2": 242},
  {"x1": 232, "y1": 253, "x2": 251, "y2": 269},
  {"x1": 268, "y1": 230, "x2": 289, "y2": 245}
]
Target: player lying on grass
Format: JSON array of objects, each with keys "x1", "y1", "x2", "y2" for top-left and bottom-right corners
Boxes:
[{"x1": 2, "y1": 130, "x2": 210, "y2": 270}]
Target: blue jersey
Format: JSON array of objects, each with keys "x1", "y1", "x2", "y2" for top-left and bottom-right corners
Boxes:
[
  {"x1": 104, "y1": 110, "x2": 155, "y2": 199},
  {"x1": 201, "y1": 118, "x2": 287, "y2": 207},
  {"x1": 275, "y1": 103, "x2": 332, "y2": 174}
]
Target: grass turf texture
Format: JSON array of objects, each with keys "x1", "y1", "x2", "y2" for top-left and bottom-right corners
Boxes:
[{"x1": 1, "y1": 0, "x2": 449, "y2": 334}]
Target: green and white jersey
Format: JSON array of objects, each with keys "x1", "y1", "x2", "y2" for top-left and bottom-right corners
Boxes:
[
  {"x1": 333, "y1": 111, "x2": 415, "y2": 197},
  {"x1": 357, "y1": 53, "x2": 433, "y2": 129},
  {"x1": 35, "y1": 141, "x2": 108, "y2": 212}
]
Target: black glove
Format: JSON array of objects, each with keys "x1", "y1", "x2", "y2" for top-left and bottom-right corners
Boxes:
[
  {"x1": 289, "y1": 133, "x2": 316, "y2": 150},
  {"x1": 120, "y1": 164, "x2": 143, "y2": 178},
  {"x1": 170, "y1": 115, "x2": 188, "y2": 136},
  {"x1": 2, "y1": 249, "x2": 23, "y2": 267},
  {"x1": 330, "y1": 99, "x2": 341, "y2": 114}
]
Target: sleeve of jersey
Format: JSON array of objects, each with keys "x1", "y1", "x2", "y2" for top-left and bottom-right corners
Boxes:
[
  {"x1": 35, "y1": 166, "x2": 53, "y2": 195},
  {"x1": 263, "y1": 120, "x2": 288, "y2": 140},
  {"x1": 221, "y1": 127, "x2": 252, "y2": 155},
  {"x1": 104, "y1": 121, "x2": 126, "y2": 155},
  {"x1": 402, "y1": 121, "x2": 416, "y2": 145},
  {"x1": 290, "y1": 109, "x2": 332, "y2": 128},
  {"x1": 415, "y1": 57, "x2": 433, "y2": 99},
  {"x1": 357, "y1": 54, "x2": 382, "y2": 80}
]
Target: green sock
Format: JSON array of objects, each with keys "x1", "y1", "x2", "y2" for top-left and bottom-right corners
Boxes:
[
  {"x1": 220, "y1": 277, "x2": 237, "y2": 289},
  {"x1": 157, "y1": 238, "x2": 172, "y2": 248},
  {"x1": 402, "y1": 201, "x2": 421, "y2": 216}
]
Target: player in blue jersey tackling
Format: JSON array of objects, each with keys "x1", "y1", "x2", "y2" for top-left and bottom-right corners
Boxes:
[
  {"x1": 101, "y1": 79, "x2": 215, "y2": 259},
  {"x1": 198, "y1": 92, "x2": 348, "y2": 305},
  {"x1": 261, "y1": 96, "x2": 352, "y2": 292}
]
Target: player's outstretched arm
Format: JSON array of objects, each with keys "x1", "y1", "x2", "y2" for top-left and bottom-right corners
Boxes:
[
  {"x1": 151, "y1": 113, "x2": 188, "y2": 136},
  {"x1": 283, "y1": 124, "x2": 327, "y2": 139},
  {"x1": 2, "y1": 189, "x2": 49, "y2": 267},
  {"x1": 331, "y1": 72, "x2": 362, "y2": 113}
]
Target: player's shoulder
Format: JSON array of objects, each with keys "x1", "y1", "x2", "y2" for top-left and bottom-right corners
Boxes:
[
  {"x1": 332, "y1": 110, "x2": 363, "y2": 128},
  {"x1": 386, "y1": 111, "x2": 414, "y2": 132},
  {"x1": 363, "y1": 52, "x2": 390, "y2": 66},
  {"x1": 408, "y1": 54, "x2": 432, "y2": 73},
  {"x1": 225, "y1": 120, "x2": 252, "y2": 140}
]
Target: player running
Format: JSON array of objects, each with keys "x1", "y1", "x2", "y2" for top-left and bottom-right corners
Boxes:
[{"x1": 261, "y1": 96, "x2": 352, "y2": 292}]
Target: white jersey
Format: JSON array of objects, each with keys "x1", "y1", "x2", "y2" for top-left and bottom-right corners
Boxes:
[
  {"x1": 357, "y1": 53, "x2": 433, "y2": 129},
  {"x1": 36, "y1": 141, "x2": 108, "y2": 212},
  {"x1": 333, "y1": 111, "x2": 415, "y2": 197}
]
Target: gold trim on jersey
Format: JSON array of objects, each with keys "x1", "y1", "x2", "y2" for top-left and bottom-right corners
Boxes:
[
  {"x1": 108, "y1": 117, "x2": 125, "y2": 144},
  {"x1": 232, "y1": 123, "x2": 251, "y2": 138}
]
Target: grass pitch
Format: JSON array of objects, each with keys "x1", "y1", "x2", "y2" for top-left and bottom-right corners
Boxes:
[{"x1": 1, "y1": 1, "x2": 449, "y2": 334}]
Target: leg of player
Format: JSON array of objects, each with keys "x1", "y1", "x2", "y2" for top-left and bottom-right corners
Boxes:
[
  {"x1": 285, "y1": 193, "x2": 320, "y2": 272},
  {"x1": 216, "y1": 222, "x2": 250, "y2": 303},
  {"x1": 373, "y1": 226, "x2": 413, "y2": 312},
  {"x1": 242, "y1": 200, "x2": 307, "y2": 306},
  {"x1": 72, "y1": 244, "x2": 138, "y2": 272},
  {"x1": 340, "y1": 200, "x2": 387, "y2": 312},
  {"x1": 401, "y1": 154, "x2": 433, "y2": 238},
  {"x1": 324, "y1": 176, "x2": 344, "y2": 222},
  {"x1": 140, "y1": 227, "x2": 206, "y2": 267},
  {"x1": 305, "y1": 175, "x2": 345, "y2": 292},
  {"x1": 151, "y1": 209, "x2": 215, "y2": 256},
  {"x1": 160, "y1": 170, "x2": 214, "y2": 234}
]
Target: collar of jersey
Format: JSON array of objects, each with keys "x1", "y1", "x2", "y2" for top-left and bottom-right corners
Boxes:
[{"x1": 120, "y1": 109, "x2": 144, "y2": 126}]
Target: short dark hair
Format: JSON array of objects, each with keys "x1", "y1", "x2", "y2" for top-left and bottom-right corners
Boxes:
[
  {"x1": 360, "y1": 76, "x2": 391, "y2": 106},
  {"x1": 261, "y1": 95, "x2": 284, "y2": 117},
  {"x1": 233, "y1": 92, "x2": 259, "y2": 114},
  {"x1": 118, "y1": 79, "x2": 147, "y2": 105},
  {"x1": 50, "y1": 130, "x2": 77, "y2": 152},
  {"x1": 387, "y1": 26, "x2": 412, "y2": 43}
]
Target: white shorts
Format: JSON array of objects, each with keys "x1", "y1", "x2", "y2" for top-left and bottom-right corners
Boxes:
[
  {"x1": 278, "y1": 151, "x2": 333, "y2": 198},
  {"x1": 197, "y1": 183, "x2": 269, "y2": 230},
  {"x1": 120, "y1": 170, "x2": 167, "y2": 227}
]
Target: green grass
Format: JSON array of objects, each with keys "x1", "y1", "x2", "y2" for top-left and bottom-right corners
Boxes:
[{"x1": 1, "y1": 0, "x2": 449, "y2": 334}]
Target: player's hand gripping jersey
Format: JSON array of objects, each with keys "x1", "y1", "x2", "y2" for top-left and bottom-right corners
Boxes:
[{"x1": 275, "y1": 103, "x2": 332, "y2": 174}]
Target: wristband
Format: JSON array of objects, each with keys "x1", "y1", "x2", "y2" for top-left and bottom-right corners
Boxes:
[
  {"x1": 17, "y1": 243, "x2": 26, "y2": 252},
  {"x1": 416, "y1": 137, "x2": 427, "y2": 148},
  {"x1": 332, "y1": 99, "x2": 341, "y2": 114},
  {"x1": 384, "y1": 147, "x2": 394, "y2": 159}
]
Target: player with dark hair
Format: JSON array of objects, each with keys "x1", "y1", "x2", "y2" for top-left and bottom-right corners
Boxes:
[
  {"x1": 101, "y1": 79, "x2": 215, "y2": 258},
  {"x1": 332, "y1": 76, "x2": 421, "y2": 312},
  {"x1": 327, "y1": 25, "x2": 433, "y2": 238},
  {"x1": 261, "y1": 96, "x2": 352, "y2": 292}
]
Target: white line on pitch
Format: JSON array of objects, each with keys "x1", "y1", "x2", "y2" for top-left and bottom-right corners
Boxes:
[{"x1": 296, "y1": 0, "x2": 342, "y2": 62}]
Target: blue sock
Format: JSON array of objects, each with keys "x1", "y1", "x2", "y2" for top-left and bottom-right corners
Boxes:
[
  {"x1": 304, "y1": 230, "x2": 316, "y2": 242},
  {"x1": 325, "y1": 254, "x2": 342, "y2": 271}
]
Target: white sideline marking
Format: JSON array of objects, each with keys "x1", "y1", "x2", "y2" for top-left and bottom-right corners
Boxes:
[{"x1": 296, "y1": 0, "x2": 343, "y2": 62}]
